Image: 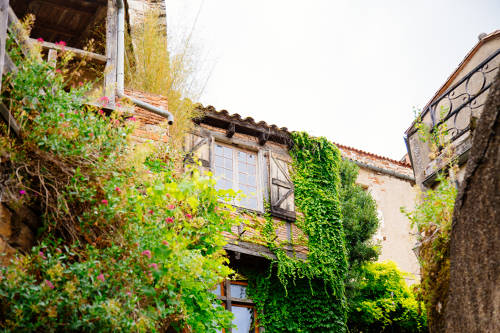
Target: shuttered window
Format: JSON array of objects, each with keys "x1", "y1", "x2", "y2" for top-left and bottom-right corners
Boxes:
[{"x1": 214, "y1": 143, "x2": 260, "y2": 211}]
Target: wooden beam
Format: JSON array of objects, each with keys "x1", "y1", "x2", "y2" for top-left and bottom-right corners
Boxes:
[
  {"x1": 0, "y1": 102, "x2": 20, "y2": 136},
  {"x1": 0, "y1": 0, "x2": 8, "y2": 92},
  {"x1": 47, "y1": 48, "x2": 57, "y2": 67},
  {"x1": 29, "y1": 0, "x2": 98, "y2": 14},
  {"x1": 226, "y1": 122, "x2": 235, "y2": 138},
  {"x1": 31, "y1": 38, "x2": 107, "y2": 62},
  {"x1": 3, "y1": 53, "x2": 17, "y2": 73},
  {"x1": 258, "y1": 132, "x2": 269, "y2": 145},
  {"x1": 103, "y1": 0, "x2": 116, "y2": 107}
]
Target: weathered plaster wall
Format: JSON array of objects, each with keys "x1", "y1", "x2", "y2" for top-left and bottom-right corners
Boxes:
[{"x1": 355, "y1": 167, "x2": 419, "y2": 283}]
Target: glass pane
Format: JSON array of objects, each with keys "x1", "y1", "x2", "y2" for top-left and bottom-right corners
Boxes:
[
  {"x1": 247, "y1": 154, "x2": 255, "y2": 164},
  {"x1": 215, "y1": 156, "x2": 224, "y2": 167},
  {"x1": 211, "y1": 284, "x2": 222, "y2": 297},
  {"x1": 248, "y1": 174, "x2": 256, "y2": 185},
  {"x1": 239, "y1": 173, "x2": 247, "y2": 185},
  {"x1": 247, "y1": 164, "x2": 256, "y2": 175},
  {"x1": 224, "y1": 146, "x2": 232, "y2": 158},
  {"x1": 224, "y1": 168, "x2": 233, "y2": 179},
  {"x1": 238, "y1": 151, "x2": 246, "y2": 161},
  {"x1": 215, "y1": 167, "x2": 224, "y2": 177},
  {"x1": 238, "y1": 161, "x2": 247, "y2": 173},
  {"x1": 215, "y1": 144, "x2": 224, "y2": 155},
  {"x1": 230, "y1": 284, "x2": 247, "y2": 299},
  {"x1": 232, "y1": 306, "x2": 254, "y2": 333}
]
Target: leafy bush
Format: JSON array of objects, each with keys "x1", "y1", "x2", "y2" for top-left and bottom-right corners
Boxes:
[
  {"x1": 0, "y1": 41, "x2": 238, "y2": 331},
  {"x1": 347, "y1": 261, "x2": 427, "y2": 333}
]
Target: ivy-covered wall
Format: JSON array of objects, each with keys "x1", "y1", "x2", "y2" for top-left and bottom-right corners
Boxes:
[{"x1": 246, "y1": 132, "x2": 349, "y2": 332}]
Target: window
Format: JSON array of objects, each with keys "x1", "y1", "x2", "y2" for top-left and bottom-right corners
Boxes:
[
  {"x1": 214, "y1": 143, "x2": 260, "y2": 211},
  {"x1": 212, "y1": 281, "x2": 260, "y2": 333}
]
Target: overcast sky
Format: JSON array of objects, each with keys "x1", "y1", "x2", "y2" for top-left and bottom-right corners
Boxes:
[{"x1": 166, "y1": 0, "x2": 499, "y2": 160}]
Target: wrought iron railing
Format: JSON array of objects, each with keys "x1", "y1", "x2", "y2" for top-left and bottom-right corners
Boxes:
[{"x1": 426, "y1": 48, "x2": 500, "y2": 146}]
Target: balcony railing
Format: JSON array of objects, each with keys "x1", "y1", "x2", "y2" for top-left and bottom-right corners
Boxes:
[{"x1": 427, "y1": 48, "x2": 500, "y2": 147}]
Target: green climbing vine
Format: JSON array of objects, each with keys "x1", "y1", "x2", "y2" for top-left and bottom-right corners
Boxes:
[{"x1": 246, "y1": 132, "x2": 348, "y2": 332}]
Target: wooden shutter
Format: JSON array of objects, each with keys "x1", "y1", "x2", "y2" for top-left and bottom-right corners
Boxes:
[
  {"x1": 269, "y1": 152, "x2": 296, "y2": 221},
  {"x1": 185, "y1": 132, "x2": 212, "y2": 173}
]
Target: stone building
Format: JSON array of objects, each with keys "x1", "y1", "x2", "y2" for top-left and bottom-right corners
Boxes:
[{"x1": 405, "y1": 30, "x2": 500, "y2": 188}]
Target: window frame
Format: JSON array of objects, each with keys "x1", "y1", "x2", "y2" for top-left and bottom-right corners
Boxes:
[
  {"x1": 212, "y1": 141, "x2": 264, "y2": 213},
  {"x1": 213, "y1": 280, "x2": 260, "y2": 333}
]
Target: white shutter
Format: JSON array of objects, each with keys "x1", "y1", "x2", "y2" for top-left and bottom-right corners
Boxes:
[{"x1": 269, "y1": 152, "x2": 296, "y2": 221}]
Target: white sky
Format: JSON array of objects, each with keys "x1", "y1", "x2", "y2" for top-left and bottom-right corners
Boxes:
[{"x1": 166, "y1": 0, "x2": 499, "y2": 160}]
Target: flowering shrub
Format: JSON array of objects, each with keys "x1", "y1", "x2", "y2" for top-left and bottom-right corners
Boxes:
[{"x1": 0, "y1": 42, "x2": 238, "y2": 331}]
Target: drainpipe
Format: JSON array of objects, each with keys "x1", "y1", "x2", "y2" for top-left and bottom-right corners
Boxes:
[{"x1": 114, "y1": 0, "x2": 174, "y2": 125}]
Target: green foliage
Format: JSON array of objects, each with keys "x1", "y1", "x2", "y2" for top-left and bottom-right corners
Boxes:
[
  {"x1": 0, "y1": 43, "x2": 238, "y2": 331},
  {"x1": 247, "y1": 132, "x2": 348, "y2": 332},
  {"x1": 338, "y1": 158, "x2": 379, "y2": 272},
  {"x1": 402, "y1": 174, "x2": 456, "y2": 330},
  {"x1": 347, "y1": 261, "x2": 427, "y2": 333}
]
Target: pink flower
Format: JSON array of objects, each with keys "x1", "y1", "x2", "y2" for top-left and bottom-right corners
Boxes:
[
  {"x1": 78, "y1": 81, "x2": 83, "y2": 86},
  {"x1": 39, "y1": 251, "x2": 47, "y2": 260},
  {"x1": 165, "y1": 217, "x2": 174, "y2": 224},
  {"x1": 97, "y1": 273, "x2": 105, "y2": 282},
  {"x1": 19, "y1": 190, "x2": 26, "y2": 195},
  {"x1": 148, "y1": 209, "x2": 154, "y2": 215},
  {"x1": 168, "y1": 205, "x2": 175, "y2": 210},
  {"x1": 101, "y1": 199, "x2": 108, "y2": 205},
  {"x1": 128, "y1": 116, "x2": 136, "y2": 122},
  {"x1": 141, "y1": 250, "x2": 152, "y2": 259},
  {"x1": 148, "y1": 263, "x2": 158, "y2": 270},
  {"x1": 55, "y1": 41, "x2": 66, "y2": 48},
  {"x1": 55, "y1": 69, "x2": 61, "y2": 73},
  {"x1": 115, "y1": 187, "x2": 121, "y2": 193},
  {"x1": 126, "y1": 291, "x2": 132, "y2": 296},
  {"x1": 36, "y1": 37, "x2": 44, "y2": 43},
  {"x1": 59, "y1": 113, "x2": 64, "y2": 117},
  {"x1": 99, "y1": 96, "x2": 109, "y2": 106},
  {"x1": 116, "y1": 102, "x2": 121, "y2": 107},
  {"x1": 185, "y1": 213, "x2": 192, "y2": 219},
  {"x1": 45, "y1": 279, "x2": 55, "y2": 289},
  {"x1": 98, "y1": 109, "x2": 105, "y2": 115},
  {"x1": 162, "y1": 240, "x2": 168, "y2": 246}
]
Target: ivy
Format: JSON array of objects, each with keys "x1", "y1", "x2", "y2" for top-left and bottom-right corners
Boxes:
[{"x1": 247, "y1": 132, "x2": 348, "y2": 332}]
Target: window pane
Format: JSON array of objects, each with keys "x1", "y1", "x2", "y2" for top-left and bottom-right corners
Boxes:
[
  {"x1": 211, "y1": 284, "x2": 222, "y2": 297},
  {"x1": 232, "y1": 306, "x2": 255, "y2": 333},
  {"x1": 225, "y1": 158, "x2": 233, "y2": 169},
  {"x1": 224, "y1": 146, "x2": 232, "y2": 158},
  {"x1": 215, "y1": 144, "x2": 224, "y2": 155},
  {"x1": 215, "y1": 156, "x2": 224, "y2": 168},
  {"x1": 238, "y1": 161, "x2": 247, "y2": 173},
  {"x1": 247, "y1": 164, "x2": 256, "y2": 175},
  {"x1": 247, "y1": 154, "x2": 255, "y2": 164},
  {"x1": 230, "y1": 284, "x2": 247, "y2": 299}
]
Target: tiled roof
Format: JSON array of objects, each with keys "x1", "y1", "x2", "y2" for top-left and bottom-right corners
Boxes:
[{"x1": 198, "y1": 105, "x2": 413, "y2": 177}]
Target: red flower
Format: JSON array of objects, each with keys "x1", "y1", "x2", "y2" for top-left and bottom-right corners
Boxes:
[
  {"x1": 101, "y1": 199, "x2": 108, "y2": 205},
  {"x1": 36, "y1": 37, "x2": 44, "y2": 43},
  {"x1": 115, "y1": 187, "x2": 121, "y2": 193},
  {"x1": 45, "y1": 279, "x2": 55, "y2": 289},
  {"x1": 55, "y1": 41, "x2": 66, "y2": 47},
  {"x1": 148, "y1": 209, "x2": 154, "y2": 215},
  {"x1": 97, "y1": 273, "x2": 105, "y2": 282},
  {"x1": 141, "y1": 250, "x2": 152, "y2": 258},
  {"x1": 19, "y1": 190, "x2": 26, "y2": 195},
  {"x1": 165, "y1": 217, "x2": 174, "y2": 224},
  {"x1": 128, "y1": 116, "x2": 136, "y2": 122},
  {"x1": 55, "y1": 69, "x2": 61, "y2": 73},
  {"x1": 162, "y1": 240, "x2": 168, "y2": 246},
  {"x1": 168, "y1": 205, "x2": 175, "y2": 210},
  {"x1": 185, "y1": 213, "x2": 192, "y2": 219},
  {"x1": 98, "y1": 109, "x2": 105, "y2": 115},
  {"x1": 99, "y1": 96, "x2": 109, "y2": 106},
  {"x1": 59, "y1": 113, "x2": 64, "y2": 117}
]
